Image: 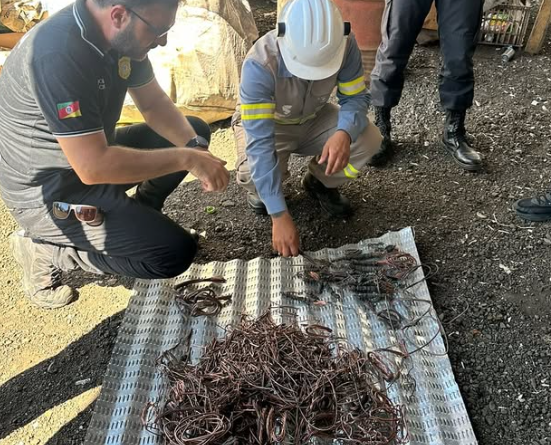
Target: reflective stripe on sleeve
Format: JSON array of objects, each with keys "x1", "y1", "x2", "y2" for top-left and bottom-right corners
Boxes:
[
  {"x1": 338, "y1": 76, "x2": 367, "y2": 96},
  {"x1": 241, "y1": 103, "x2": 276, "y2": 120}
]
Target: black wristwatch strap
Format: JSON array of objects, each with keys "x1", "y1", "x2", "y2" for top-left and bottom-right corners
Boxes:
[{"x1": 187, "y1": 135, "x2": 209, "y2": 149}]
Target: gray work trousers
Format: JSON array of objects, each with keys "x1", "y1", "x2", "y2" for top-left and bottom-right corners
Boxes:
[
  {"x1": 9, "y1": 118, "x2": 210, "y2": 280},
  {"x1": 233, "y1": 104, "x2": 382, "y2": 195},
  {"x1": 370, "y1": 0, "x2": 484, "y2": 111}
]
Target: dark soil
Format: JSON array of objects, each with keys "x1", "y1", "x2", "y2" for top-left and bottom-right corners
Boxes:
[
  {"x1": 11, "y1": 0, "x2": 551, "y2": 444},
  {"x1": 167, "y1": 2, "x2": 551, "y2": 444}
]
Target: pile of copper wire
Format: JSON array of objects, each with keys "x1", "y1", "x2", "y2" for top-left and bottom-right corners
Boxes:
[{"x1": 144, "y1": 313, "x2": 406, "y2": 444}]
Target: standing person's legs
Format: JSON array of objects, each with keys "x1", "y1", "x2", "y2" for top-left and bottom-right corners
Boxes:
[
  {"x1": 436, "y1": 0, "x2": 484, "y2": 171},
  {"x1": 369, "y1": 0, "x2": 433, "y2": 166},
  {"x1": 370, "y1": 0, "x2": 434, "y2": 108},
  {"x1": 297, "y1": 104, "x2": 382, "y2": 216},
  {"x1": 114, "y1": 117, "x2": 211, "y2": 210},
  {"x1": 436, "y1": 0, "x2": 483, "y2": 110}
]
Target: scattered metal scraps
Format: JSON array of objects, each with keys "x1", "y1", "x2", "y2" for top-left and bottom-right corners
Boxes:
[
  {"x1": 174, "y1": 277, "x2": 231, "y2": 317},
  {"x1": 144, "y1": 313, "x2": 407, "y2": 445},
  {"x1": 287, "y1": 246, "x2": 445, "y2": 388},
  {"x1": 287, "y1": 245, "x2": 420, "y2": 303}
]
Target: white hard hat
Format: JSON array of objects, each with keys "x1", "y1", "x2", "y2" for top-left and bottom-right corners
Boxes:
[{"x1": 277, "y1": 0, "x2": 350, "y2": 81}]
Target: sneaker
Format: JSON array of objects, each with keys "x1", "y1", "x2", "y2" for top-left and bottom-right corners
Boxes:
[
  {"x1": 10, "y1": 230, "x2": 74, "y2": 309},
  {"x1": 246, "y1": 192, "x2": 267, "y2": 215},
  {"x1": 514, "y1": 193, "x2": 551, "y2": 222},
  {"x1": 302, "y1": 172, "x2": 352, "y2": 218}
]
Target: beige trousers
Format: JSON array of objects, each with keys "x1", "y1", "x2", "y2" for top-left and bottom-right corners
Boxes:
[{"x1": 233, "y1": 104, "x2": 382, "y2": 193}]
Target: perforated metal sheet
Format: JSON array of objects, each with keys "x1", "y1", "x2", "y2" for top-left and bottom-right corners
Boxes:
[{"x1": 84, "y1": 227, "x2": 477, "y2": 445}]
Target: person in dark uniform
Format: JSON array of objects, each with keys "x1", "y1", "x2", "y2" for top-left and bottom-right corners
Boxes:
[
  {"x1": 0, "y1": 0, "x2": 229, "y2": 309},
  {"x1": 368, "y1": 0, "x2": 484, "y2": 171}
]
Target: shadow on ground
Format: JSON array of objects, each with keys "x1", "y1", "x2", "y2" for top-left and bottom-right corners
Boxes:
[{"x1": 0, "y1": 312, "x2": 124, "y2": 445}]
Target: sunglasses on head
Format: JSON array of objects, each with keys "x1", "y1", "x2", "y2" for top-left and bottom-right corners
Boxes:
[{"x1": 52, "y1": 202, "x2": 104, "y2": 227}]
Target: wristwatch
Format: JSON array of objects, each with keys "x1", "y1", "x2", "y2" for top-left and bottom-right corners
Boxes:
[{"x1": 187, "y1": 135, "x2": 209, "y2": 149}]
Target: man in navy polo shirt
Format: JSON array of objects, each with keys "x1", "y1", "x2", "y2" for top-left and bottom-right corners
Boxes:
[{"x1": 0, "y1": 0, "x2": 230, "y2": 309}]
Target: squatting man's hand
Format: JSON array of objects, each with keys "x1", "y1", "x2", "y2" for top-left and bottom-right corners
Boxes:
[
  {"x1": 271, "y1": 211, "x2": 300, "y2": 257},
  {"x1": 319, "y1": 130, "x2": 351, "y2": 176},
  {"x1": 188, "y1": 149, "x2": 230, "y2": 192}
]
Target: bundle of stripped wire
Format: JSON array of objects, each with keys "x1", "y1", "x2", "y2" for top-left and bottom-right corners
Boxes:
[
  {"x1": 144, "y1": 313, "x2": 407, "y2": 445},
  {"x1": 295, "y1": 246, "x2": 418, "y2": 298}
]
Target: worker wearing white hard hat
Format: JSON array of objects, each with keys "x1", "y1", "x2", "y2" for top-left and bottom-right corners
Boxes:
[
  {"x1": 233, "y1": 0, "x2": 382, "y2": 257},
  {"x1": 277, "y1": 0, "x2": 349, "y2": 81}
]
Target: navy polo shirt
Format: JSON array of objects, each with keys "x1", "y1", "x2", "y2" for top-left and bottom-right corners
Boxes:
[{"x1": 0, "y1": 0, "x2": 154, "y2": 208}]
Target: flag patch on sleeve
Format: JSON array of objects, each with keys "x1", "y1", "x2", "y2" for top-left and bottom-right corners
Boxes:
[{"x1": 57, "y1": 101, "x2": 82, "y2": 120}]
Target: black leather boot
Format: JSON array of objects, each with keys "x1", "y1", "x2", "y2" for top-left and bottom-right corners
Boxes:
[
  {"x1": 134, "y1": 183, "x2": 165, "y2": 211},
  {"x1": 134, "y1": 171, "x2": 188, "y2": 211},
  {"x1": 302, "y1": 173, "x2": 352, "y2": 218},
  {"x1": 369, "y1": 106, "x2": 393, "y2": 167},
  {"x1": 442, "y1": 110, "x2": 482, "y2": 171}
]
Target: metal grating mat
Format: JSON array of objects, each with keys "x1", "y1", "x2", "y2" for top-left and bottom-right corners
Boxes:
[{"x1": 84, "y1": 227, "x2": 477, "y2": 445}]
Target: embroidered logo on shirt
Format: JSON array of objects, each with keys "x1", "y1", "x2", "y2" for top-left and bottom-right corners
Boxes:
[
  {"x1": 118, "y1": 57, "x2": 131, "y2": 80},
  {"x1": 57, "y1": 101, "x2": 82, "y2": 120},
  {"x1": 282, "y1": 105, "x2": 292, "y2": 115}
]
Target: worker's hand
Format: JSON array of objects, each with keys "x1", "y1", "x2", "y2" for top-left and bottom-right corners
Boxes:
[
  {"x1": 271, "y1": 211, "x2": 300, "y2": 257},
  {"x1": 187, "y1": 149, "x2": 230, "y2": 192},
  {"x1": 319, "y1": 130, "x2": 351, "y2": 176}
]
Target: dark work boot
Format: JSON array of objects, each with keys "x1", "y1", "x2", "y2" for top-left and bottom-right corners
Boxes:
[
  {"x1": 10, "y1": 230, "x2": 74, "y2": 309},
  {"x1": 302, "y1": 172, "x2": 352, "y2": 218},
  {"x1": 134, "y1": 171, "x2": 188, "y2": 212},
  {"x1": 514, "y1": 192, "x2": 551, "y2": 222},
  {"x1": 369, "y1": 106, "x2": 393, "y2": 167},
  {"x1": 246, "y1": 192, "x2": 267, "y2": 215},
  {"x1": 134, "y1": 181, "x2": 169, "y2": 212},
  {"x1": 442, "y1": 110, "x2": 482, "y2": 171},
  {"x1": 134, "y1": 186, "x2": 164, "y2": 211}
]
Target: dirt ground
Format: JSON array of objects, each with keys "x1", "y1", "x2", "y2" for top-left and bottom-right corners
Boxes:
[{"x1": 2, "y1": 1, "x2": 551, "y2": 444}]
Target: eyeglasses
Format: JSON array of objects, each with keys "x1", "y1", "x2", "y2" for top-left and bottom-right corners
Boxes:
[
  {"x1": 125, "y1": 6, "x2": 172, "y2": 38},
  {"x1": 52, "y1": 202, "x2": 104, "y2": 227}
]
